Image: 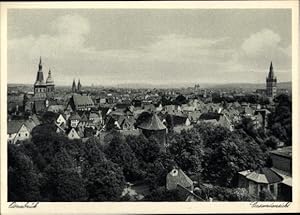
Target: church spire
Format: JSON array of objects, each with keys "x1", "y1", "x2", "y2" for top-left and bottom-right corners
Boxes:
[
  {"x1": 39, "y1": 56, "x2": 42, "y2": 70},
  {"x1": 46, "y1": 68, "x2": 54, "y2": 84},
  {"x1": 268, "y1": 61, "x2": 274, "y2": 78},
  {"x1": 35, "y1": 56, "x2": 45, "y2": 85},
  {"x1": 72, "y1": 79, "x2": 77, "y2": 93},
  {"x1": 77, "y1": 79, "x2": 82, "y2": 92}
]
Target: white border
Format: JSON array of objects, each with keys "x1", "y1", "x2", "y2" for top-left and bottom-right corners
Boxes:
[{"x1": 1, "y1": 1, "x2": 299, "y2": 214}]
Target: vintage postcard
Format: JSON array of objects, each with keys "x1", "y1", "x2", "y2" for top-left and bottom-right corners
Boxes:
[{"x1": 1, "y1": 1, "x2": 299, "y2": 214}]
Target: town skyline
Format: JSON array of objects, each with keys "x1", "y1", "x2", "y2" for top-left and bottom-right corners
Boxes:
[{"x1": 8, "y1": 9, "x2": 292, "y2": 86}]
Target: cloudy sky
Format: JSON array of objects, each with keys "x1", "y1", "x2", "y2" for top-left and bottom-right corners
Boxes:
[{"x1": 8, "y1": 9, "x2": 291, "y2": 86}]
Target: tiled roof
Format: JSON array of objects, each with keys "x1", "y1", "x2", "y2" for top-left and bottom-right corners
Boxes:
[
  {"x1": 199, "y1": 112, "x2": 221, "y2": 121},
  {"x1": 71, "y1": 94, "x2": 94, "y2": 109},
  {"x1": 80, "y1": 113, "x2": 88, "y2": 122},
  {"x1": 137, "y1": 113, "x2": 166, "y2": 131},
  {"x1": 166, "y1": 168, "x2": 193, "y2": 191},
  {"x1": 7, "y1": 120, "x2": 25, "y2": 134},
  {"x1": 69, "y1": 112, "x2": 81, "y2": 120},
  {"x1": 239, "y1": 167, "x2": 283, "y2": 184},
  {"x1": 270, "y1": 146, "x2": 292, "y2": 158},
  {"x1": 7, "y1": 119, "x2": 38, "y2": 134},
  {"x1": 47, "y1": 105, "x2": 65, "y2": 112}
]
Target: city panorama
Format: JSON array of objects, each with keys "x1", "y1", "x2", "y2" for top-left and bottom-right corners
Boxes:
[{"x1": 7, "y1": 9, "x2": 292, "y2": 202}]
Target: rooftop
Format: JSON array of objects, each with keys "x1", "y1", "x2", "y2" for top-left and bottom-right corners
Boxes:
[
  {"x1": 270, "y1": 146, "x2": 292, "y2": 158},
  {"x1": 137, "y1": 113, "x2": 166, "y2": 131}
]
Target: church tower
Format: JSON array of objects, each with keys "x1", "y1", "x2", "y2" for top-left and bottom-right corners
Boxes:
[
  {"x1": 72, "y1": 79, "x2": 77, "y2": 93},
  {"x1": 46, "y1": 69, "x2": 55, "y2": 98},
  {"x1": 77, "y1": 79, "x2": 82, "y2": 92},
  {"x1": 34, "y1": 57, "x2": 47, "y2": 99},
  {"x1": 266, "y1": 61, "x2": 277, "y2": 98}
]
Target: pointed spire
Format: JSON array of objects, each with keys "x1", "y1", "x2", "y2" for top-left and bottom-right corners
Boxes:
[
  {"x1": 77, "y1": 79, "x2": 82, "y2": 92},
  {"x1": 46, "y1": 68, "x2": 54, "y2": 84},
  {"x1": 72, "y1": 79, "x2": 77, "y2": 93},
  {"x1": 268, "y1": 61, "x2": 274, "y2": 78},
  {"x1": 39, "y1": 56, "x2": 42, "y2": 70}
]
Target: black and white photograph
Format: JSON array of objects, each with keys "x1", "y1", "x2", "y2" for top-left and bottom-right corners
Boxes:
[{"x1": 1, "y1": 1, "x2": 299, "y2": 214}]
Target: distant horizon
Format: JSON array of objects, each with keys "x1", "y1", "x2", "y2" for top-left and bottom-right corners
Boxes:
[{"x1": 7, "y1": 80, "x2": 292, "y2": 89}]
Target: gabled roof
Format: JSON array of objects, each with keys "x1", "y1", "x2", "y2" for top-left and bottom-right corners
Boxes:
[
  {"x1": 199, "y1": 112, "x2": 222, "y2": 121},
  {"x1": 270, "y1": 146, "x2": 292, "y2": 159},
  {"x1": 166, "y1": 168, "x2": 193, "y2": 191},
  {"x1": 7, "y1": 120, "x2": 25, "y2": 134},
  {"x1": 30, "y1": 114, "x2": 41, "y2": 126},
  {"x1": 80, "y1": 113, "x2": 88, "y2": 122},
  {"x1": 137, "y1": 113, "x2": 166, "y2": 131},
  {"x1": 239, "y1": 167, "x2": 283, "y2": 184},
  {"x1": 7, "y1": 119, "x2": 38, "y2": 134},
  {"x1": 69, "y1": 112, "x2": 81, "y2": 120},
  {"x1": 70, "y1": 94, "x2": 94, "y2": 110}
]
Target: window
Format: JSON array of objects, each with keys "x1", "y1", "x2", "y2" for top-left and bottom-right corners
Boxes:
[
  {"x1": 18, "y1": 133, "x2": 21, "y2": 137},
  {"x1": 25, "y1": 133, "x2": 28, "y2": 137}
]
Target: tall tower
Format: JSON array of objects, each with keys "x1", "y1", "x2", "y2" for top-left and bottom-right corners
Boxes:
[
  {"x1": 46, "y1": 69, "x2": 55, "y2": 98},
  {"x1": 266, "y1": 61, "x2": 277, "y2": 98},
  {"x1": 77, "y1": 79, "x2": 82, "y2": 92},
  {"x1": 72, "y1": 79, "x2": 77, "y2": 93},
  {"x1": 34, "y1": 57, "x2": 47, "y2": 99}
]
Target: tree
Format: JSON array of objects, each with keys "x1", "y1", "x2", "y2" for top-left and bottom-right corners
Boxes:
[
  {"x1": 105, "y1": 133, "x2": 141, "y2": 181},
  {"x1": 85, "y1": 160, "x2": 126, "y2": 201},
  {"x1": 264, "y1": 136, "x2": 280, "y2": 149},
  {"x1": 268, "y1": 94, "x2": 292, "y2": 146},
  {"x1": 41, "y1": 111, "x2": 59, "y2": 124},
  {"x1": 202, "y1": 133, "x2": 265, "y2": 187},
  {"x1": 42, "y1": 148, "x2": 87, "y2": 201},
  {"x1": 8, "y1": 144, "x2": 41, "y2": 201},
  {"x1": 126, "y1": 134, "x2": 161, "y2": 164},
  {"x1": 144, "y1": 186, "x2": 181, "y2": 201},
  {"x1": 168, "y1": 129, "x2": 204, "y2": 175}
]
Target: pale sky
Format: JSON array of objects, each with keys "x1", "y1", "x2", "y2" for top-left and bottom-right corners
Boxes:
[{"x1": 7, "y1": 9, "x2": 292, "y2": 86}]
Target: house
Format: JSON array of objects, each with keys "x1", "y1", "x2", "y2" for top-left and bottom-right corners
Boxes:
[
  {"x1": 166, "y1": 168, "x2": 194, "y2": 192},
  {"x1": 238, "y1": 167, "x2": 283, "y2": 200},
  {"x1": 67, "y1": 94, "x2": 95, "y2": 111},
  {"x1": 69, "y1": 112, "x2": 81, "y2": 128},
  {"x1": 254, "y1": 109, "x2": 271, "y2": 129},
  {"x1": 270, "y1": 146, "x2": 292, "y2": 201},
  {"x1": 67, "y1": 127, "x2": 82, "y2": 140},
  {"x1": 165, "y1": 113, "x2": 191, "y2": 129},
  {"x1": 89, "y1": 112, "x2": 102, "y2": 124},
  {"x1": 187, "y1": 111, "x2": 202, "y2": 124},
  {"x1": 7, "y1": 119, "x2": 38, "y2": 144},
  {"x1": 56, "y1": 114, "x2": 67, "y2": 127},
  {"x1": 119, "y1": 116, "x2": 136, "y2": 130},
  {"x1": 77, "y1": 113, "x2": 89, "y2": 133},
  {"x1": 47, "y1": 104, "x2": 65, "y2": 113},
  {"x1": 199, "y1": 112, "x2": 234, "y2": 131}
]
